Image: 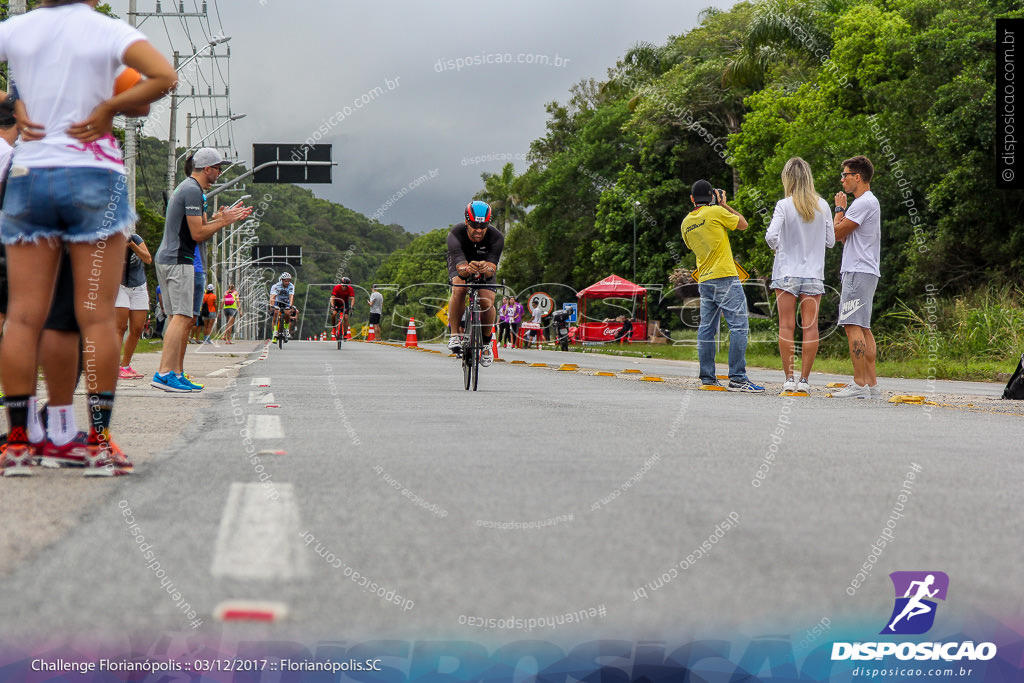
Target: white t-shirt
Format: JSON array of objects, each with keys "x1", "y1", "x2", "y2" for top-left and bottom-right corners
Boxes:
[
  {"x1": 765, "y1": 196, "x2": 835, "y2": 281},
  {"x1": 0, "y1": 4, "x2": 146, "y2": 172},
  {"x1": 840, "y1": 190, "x2": 882, "y2": 276},
  {"x1": 0, "y1": 137, "x2": 12, "y2": 182}
]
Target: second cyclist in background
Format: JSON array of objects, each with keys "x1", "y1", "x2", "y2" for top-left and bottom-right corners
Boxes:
[
  {"x1": 330, "y1": 276, "x2": 355, "y2": 340},
  {"x1": 269, "y1": 272, "x2": 297, "y2": 342},
  {"x1": 446, "y1": 200, "x2": 503, "y2": 366}
]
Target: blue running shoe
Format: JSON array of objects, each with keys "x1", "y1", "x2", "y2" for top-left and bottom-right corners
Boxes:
[
  {"x1": 151, "y1": 372, "x2": 192, "y2": 393},
  {"x1": 178, "y1": 373, "x2": 204, "y2": 391},
  {"x1": 727, "y1": 379, "x2": 766, "y2": 394}
]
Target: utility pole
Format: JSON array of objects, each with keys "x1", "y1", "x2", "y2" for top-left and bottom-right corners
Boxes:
[
  {"x1": 125, "y1": 0, "x2": 138, "y2": 215},
  {"x1": 165, "y1": 51, "x2": 180, "y2": 198}
]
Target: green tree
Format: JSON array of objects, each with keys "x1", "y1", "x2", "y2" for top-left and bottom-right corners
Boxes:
[{"x1": 474, "y1": 162, "x2": 528, "y2": 235}]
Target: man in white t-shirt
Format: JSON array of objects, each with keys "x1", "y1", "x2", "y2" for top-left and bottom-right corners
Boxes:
[{"x1": 832, "y1": 155, "x2": 882, "y2": 399}]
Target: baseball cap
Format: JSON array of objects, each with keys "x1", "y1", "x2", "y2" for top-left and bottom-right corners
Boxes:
[
  {"x1": 192, "y1": 147, "x2": 224, "y2": 169},
  {"x1": 206, "y1": 284, "x2": 215, "y2": 291},
  {"x1": 691, "y1": 180, "x2": 714, "y2": 203}
]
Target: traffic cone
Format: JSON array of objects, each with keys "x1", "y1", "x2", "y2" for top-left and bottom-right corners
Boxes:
[
  {"x1": 330, "y1": 329, "x2": 336, "y2": 341},
  {"x1": 491, "y1": 325, "x2": 500, "y2": 361},
  {"x1": 367, "y1": 326, "x2": 376, "y2": 342},
  {"x1": 404, "y1": 318, "x2": 418, "y2": 348},
  {"x1": 345, "y1": 326, "x2": 352, "y2": 341}
]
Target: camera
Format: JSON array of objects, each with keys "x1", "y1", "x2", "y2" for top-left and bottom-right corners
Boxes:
[{"x1": 709, "y1": 188, "x2": 724, "y2": 205}]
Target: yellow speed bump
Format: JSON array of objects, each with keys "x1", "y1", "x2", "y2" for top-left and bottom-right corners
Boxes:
[
  {"x1": 700, "y1": 384, "x2": 727, "y2": 391},
  {"x1": 888, "y1": 395, "x2": 938, "y2": 405},
  {"x1": 826, "y1": 382, "x2": 847, "y2": 388},
  {"x1": 595, "y1": 371, "x2": 615, "y2": 376},
  {"x1": 641, "y1": 376, "x2": 664, "y2": 382},
  {"x1": 780, "y1": 391, "x2": 809, "y2": 397},
  {"x1": 557, "y1": 364, "x2": 578, "y2": 371},
  {"x1": 622, "y1": 369, "x2": 642, "y2": 374},
  {"x1": 530, "y1": 363, "x2": 547, "y2": 368},
  {"x1": 510, "y1": 360, "x2": 527, "y2": 365}
]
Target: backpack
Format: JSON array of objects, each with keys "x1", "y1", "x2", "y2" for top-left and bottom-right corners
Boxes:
[{"x1": 1002, "y1": 353, "x2": 1024, "y2": 400}]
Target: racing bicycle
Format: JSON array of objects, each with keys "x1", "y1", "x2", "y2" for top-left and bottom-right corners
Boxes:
[
  {"x1": 457, "y1": 279, "x2": 504, "y2": 391},
  {"x1": 273, "y1": 302, "x2": 292, "y2": 350}
]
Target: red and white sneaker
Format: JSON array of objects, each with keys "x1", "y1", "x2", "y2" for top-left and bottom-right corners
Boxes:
[
  {"x1": 39, "y1": 432, "x2": 90, "y2": 468},
  {"x1": 2, "y1": 444, "x2": 36, "y2": 477},
  {"x1": 83, "y1": 440, "x2": 133, "y2": 477}
]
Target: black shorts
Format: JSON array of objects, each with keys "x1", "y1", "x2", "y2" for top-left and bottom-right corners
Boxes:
[
  {"x1": 44, "y1": 252, "x2": 79, "y2": 332},
  {"x1": 368, "y1": 312, "x2": 381, "y2": 325},
  {"x1": 333, "y1": 302, "x2": 351, "y2": 315},
  {"x1": 449, "y1": 276, "x2": 498, "y2": 293}
]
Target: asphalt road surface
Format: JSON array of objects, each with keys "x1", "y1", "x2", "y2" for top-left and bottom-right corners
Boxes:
[{"x1": 0, "y1": 340, "x2": 1020, "y2": 646}]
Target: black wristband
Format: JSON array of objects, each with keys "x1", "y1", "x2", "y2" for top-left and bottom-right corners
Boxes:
[{"x1": 835, "y1": 206, "x2": 845, "y2": 213}]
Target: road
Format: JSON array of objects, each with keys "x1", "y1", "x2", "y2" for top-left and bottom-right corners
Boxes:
[{"x1": 0, "y1": 339, "x2": 1020, "y2": 649}]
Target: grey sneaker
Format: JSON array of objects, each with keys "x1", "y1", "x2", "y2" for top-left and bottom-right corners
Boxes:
[
  {"x1": 868, "y1": 384, "x2": 883, "y2": 400},
  {"x1": 831, "y1": 384, "x2": 870, "y2": 399},
  {"x1": 447, "y1": 334, "x2": 463, "y2": 352},
  {"x1": 796, "y1": 378, "x2": 811, "y2": 394},
  {"x1": 782, "y1": 377, "x2": 797, "y2": 392},
  {"x1": 480, "y1": 346, "x2": 493, "y2": 367}
]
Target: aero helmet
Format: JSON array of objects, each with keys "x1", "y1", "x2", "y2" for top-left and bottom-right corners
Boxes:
[{"x1": 465, "y1": 200, "x2": 492, "y2": 226}]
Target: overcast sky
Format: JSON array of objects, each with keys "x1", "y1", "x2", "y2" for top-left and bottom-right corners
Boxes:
[{"x1": 108, "y1": 0, "x2": 736, "y2": 233}]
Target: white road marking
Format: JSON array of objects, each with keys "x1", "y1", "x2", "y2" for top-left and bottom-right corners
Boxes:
[
  {"x1": 250, "y1": 377, "x2": 271, "y2": 386},
  {"x1": 249, "y1": 391, "x2": 275, "y2": 405},
  {"x1": 247, "y1": 414, "x2": 284, "y2": 439},
  {"x1": 211, "y1": 483, "x2": 309, "y2": 580}
]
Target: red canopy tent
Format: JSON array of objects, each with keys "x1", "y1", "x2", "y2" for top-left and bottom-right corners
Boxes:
[{"x1": 575, "y1": 274, "x2": 647, "y2": 342}]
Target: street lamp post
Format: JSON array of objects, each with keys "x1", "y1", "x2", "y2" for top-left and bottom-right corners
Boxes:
[
  {"x1": 165, "y1": 35, "x2": 231, "y2": 196},
  {"x1": 632, "y1": 201, "x2": 640, "y2": 282}
]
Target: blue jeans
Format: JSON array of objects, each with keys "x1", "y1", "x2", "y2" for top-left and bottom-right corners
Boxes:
[{"x1": 697, "y1": 276, "x2": 750, "y2": 384}]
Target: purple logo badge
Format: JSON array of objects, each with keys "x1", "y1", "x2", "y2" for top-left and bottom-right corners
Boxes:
[{"x1": 881, "y1": 571, "x2": 949, "y2": 635}]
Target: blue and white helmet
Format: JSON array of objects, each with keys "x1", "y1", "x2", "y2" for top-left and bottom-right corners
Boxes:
[{"x1": 465, "y1": 200, "x2": 492, "y2": 226}]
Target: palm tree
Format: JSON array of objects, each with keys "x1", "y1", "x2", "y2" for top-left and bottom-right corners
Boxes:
[{"x1": 474, "y1": 163, "x2": 528, "y2": 236}]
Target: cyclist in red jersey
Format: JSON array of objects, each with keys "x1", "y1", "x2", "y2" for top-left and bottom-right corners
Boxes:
[{"x1": 330, "y1": 277, "x2": 355, "y2": 339}]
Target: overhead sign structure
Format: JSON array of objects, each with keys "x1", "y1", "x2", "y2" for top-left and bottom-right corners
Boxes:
[
  {"x1": 251, "y1": 245, "x2": 303, "y2": 271},
  {"x1": 253, "y1": 144, "x2": 332, "y2": 184}
]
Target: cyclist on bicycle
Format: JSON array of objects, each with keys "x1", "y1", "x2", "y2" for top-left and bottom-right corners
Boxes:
[
  {"x1": 269, "y1": 272, "x2": 297, "y2": 342},
  {"x1": 329, "y1": 276, "x2": 355, "y2": 340},
  {"x1": 447, "y1": 200, "x2": 503, "y2": 366}
]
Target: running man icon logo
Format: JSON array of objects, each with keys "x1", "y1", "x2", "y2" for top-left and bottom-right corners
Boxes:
[{"x1": 880, "y1": 571, "x2": 949, "y2": 635}]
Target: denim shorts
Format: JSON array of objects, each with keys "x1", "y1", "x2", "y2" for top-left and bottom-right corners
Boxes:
[
  {"x1": 1, "y1": 167, "x2": 136, "y2": 244},
  {"x1": 771, "y1": 276, "x2": 825, "y2": 297}
]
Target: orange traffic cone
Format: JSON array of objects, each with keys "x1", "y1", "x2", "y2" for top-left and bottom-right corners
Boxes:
[
  {"x1": 404, "y1": 318, "x2": 418, "y2": 348},
  {"x1": 491, "y1": 325, "x2": 500, "y2": 361},
  {"x1": 330, "y1": 329, "x2": 336, "y2": 341},
  {"x1": 367, "y1": 326, "x2": 376, "y2": 342},
  {"x1": 345, "y1": 326, "x2": 352, "y2": 341}
]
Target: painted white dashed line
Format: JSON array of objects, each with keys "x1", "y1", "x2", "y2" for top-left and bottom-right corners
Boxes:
[
  {"x1": 250, "y1": 377, "x2": 271, "y2": 387},
  {"x1": 207, "y1": 368, "x2": 231, "y2": 377},
  {"x1": 247, "y1": 415, "x2": 284, "y2": 439},
  {"x1": 249, "y1": 391, "x2": 275, "y2": 405},
  {"x1": 211, "y1": 483, "x2": 309, "y2": 580}
]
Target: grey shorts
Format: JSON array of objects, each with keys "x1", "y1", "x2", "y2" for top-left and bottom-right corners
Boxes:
[
  {"x1": 838, "y1": 271, "x2": 878, "y2": 328},
  {"x1": 156, "y1": 263, "x2": 196, "y2": 317}
]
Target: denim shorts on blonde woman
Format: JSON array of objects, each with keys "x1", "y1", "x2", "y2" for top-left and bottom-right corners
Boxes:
[{"x1": 1, "y1": 167, "x2": 135, "y2": 244}]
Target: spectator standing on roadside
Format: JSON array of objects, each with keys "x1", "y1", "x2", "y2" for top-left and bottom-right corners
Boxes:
[
  {"x1": 613, "y1": 314, "x2": 633, "y2": 345},
  {"x1": 222, "y1": 283, "x2": 239, "y2": 344},
  {"x1": 201, "y1": 283, "x2": 217, "y2": 343},
  {"x1": 0, "y1": 0, "x2": 176, "y2": 475},
  {"x1": 367, "y1": 285, "x2": 384, "y2": 341},
  {"x1": 511, "y1": 297, "x2": 525, "y2": 349},
  {"x1": 765, "y1": 157, "x2": 835, "y2": 394},
  {"x1": 497, "y1": 296, "x2": 513, "y2": 348},
  {"x1": 681, "y1": 180, "x2": 764, "y2": 393},
  {"x1": 152, "y1": 147, "x2": 250, "y2": 392},
  {"x1": 831, "y1": 155, "x2": 882, "y2": 399},
  {"x1": 116, "y1": 232, "x2": 152, "y2": 379}
]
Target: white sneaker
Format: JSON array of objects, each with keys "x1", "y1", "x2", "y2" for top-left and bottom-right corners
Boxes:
[
  {"x1": 480, "y1": 346, "x2": 493, "y2": 367},
  {"x1": 447, "y1": 334, "x2": 463, "y2": 351},
  {"x1": 868, "y1": 384, "x2": 883, "y2": 400},
  {"x1": 782, "y1": 377, "x2": 797, "y2": 392},
  {"x1": 831, "y1": 383, "x2": 870, "y2": 399},
  {"x1": 796, "y1": 378, "x2": 811, "y2": 394}
]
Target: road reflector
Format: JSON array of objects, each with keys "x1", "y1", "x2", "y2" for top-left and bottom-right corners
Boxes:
[
  {"x1": 257, "y1": 450, "x2": 288, "y2": 456},
  {"x1": 510, "y1": 360, "x2": 526, "y2": 365},
  {"x1": 595, "y1": 372, "x2": 615, "y2": 376},
  {"x1": 622, "y1": 369, "x2": 642, "y2": 374},
  {"x1": 641, "y1": 376, "x2": 664, "y2": 382},
  {"x1": 265, "y1": 404, "x2": 281, "y2": 408},
  {"x1": 557, "y1": 365, "x2": 577, "y2": 371},
  {"x1": 530, "y1": 363, "x2": 547, "y2": 367},
  {"x1": 214, "y1": 600, "x2": 287, "y2": 622}
]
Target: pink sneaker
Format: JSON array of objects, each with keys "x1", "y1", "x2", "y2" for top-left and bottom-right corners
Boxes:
[
  {"x1": 126, "y1": 366, "x2": 144, "y2": 379},
  {"x1": 118, "y1": 367, "x2": 132, "y2": 380}
]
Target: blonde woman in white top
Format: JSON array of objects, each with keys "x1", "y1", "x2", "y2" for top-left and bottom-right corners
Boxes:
[{"x1": 765, "y1": 157, "x2": 836, "y2": 393}]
